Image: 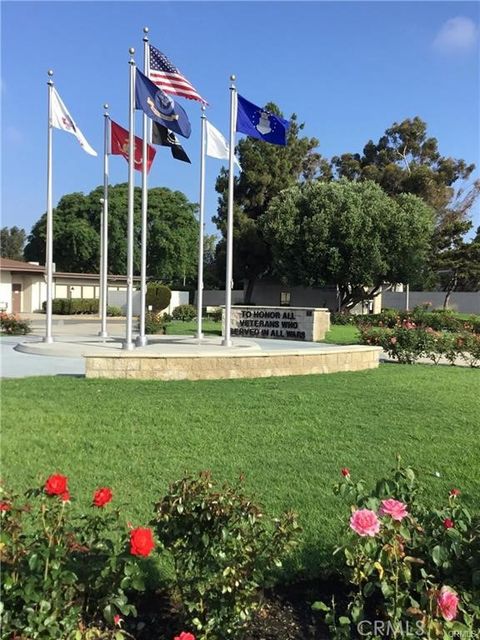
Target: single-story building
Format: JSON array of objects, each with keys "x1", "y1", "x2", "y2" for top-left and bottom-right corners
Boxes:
[{"x1": 0, "y1": 258, "x2": 139, "y2": 313}]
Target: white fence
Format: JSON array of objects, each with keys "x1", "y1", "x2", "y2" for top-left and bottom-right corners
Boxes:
[{"x1": 382, "y1": 291, "x2": 480, "y2": 315}]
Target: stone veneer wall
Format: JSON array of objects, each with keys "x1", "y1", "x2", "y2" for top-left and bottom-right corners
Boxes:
[{"x1": 85, "y1": 347, "x2": 381, "y2": 381}]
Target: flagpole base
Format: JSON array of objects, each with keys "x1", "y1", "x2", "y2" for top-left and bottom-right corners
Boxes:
[
  {"x1": 122, "y1": 340, "x2": 135, "y2": 351},
  {"x1": 196, "y1": 332, "x2": 204, "y2": 340},
  {"x1": 222, "y1": 338, "x2": 232, "y2": 347},
  {"x1": 135, "y1": 335, "x2": 148, "y2": 347},
  {"x1": 43, "y1": 336, "x2": 54, "y2": 344},
  {"x1": 98, "y1": 331, "x2": 108, "y2": 338}
]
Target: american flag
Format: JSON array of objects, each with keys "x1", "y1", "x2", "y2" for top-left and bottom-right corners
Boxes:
[{"x1": 148, "y1": 45, "x2": 207, "y2": 105}]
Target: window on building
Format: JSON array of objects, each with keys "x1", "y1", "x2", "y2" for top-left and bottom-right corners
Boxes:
[{"x1": 280, "y1": 291, "x2": 291, "y2": 306}]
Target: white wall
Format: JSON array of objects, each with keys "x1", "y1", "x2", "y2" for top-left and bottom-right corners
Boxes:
[
  {"x1": 164, "y1": 291, "x2": 189, "y2": 315},
  {"x1": 0, "y1": 271, "x2": 12, "y2": 312}
]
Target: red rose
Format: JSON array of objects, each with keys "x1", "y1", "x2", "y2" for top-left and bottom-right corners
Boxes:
[
  {"x1": 93, "y1": 487, "x2": 113, "y2": 507},
  {"x1": 113, "y1": 614, "x2": 123, "y2": 626},
  {"x1": 341, "y1": 467, "x2": 350, "y2": 478},
  {"x1": 60, "y1": 490, "x2": 71, "y2": 502},
  {"x1": 0, "y1": 502, "x2": 11, "y2": 511},
  {"x1": 174, "y1": 633, "x2": 196, "y2": 640},
  {"x1": 129, "y1": 527, "x2": 155, "y2": 557},
  {"x1": 449, "y1": 489, "x2": 460, "y2": 498},
  {"x1": 443, "y1": 519, "x2": 454, "y2": 529},
  {"x1": 45, "y1": 474, "x2": 68, "y2": 496}
]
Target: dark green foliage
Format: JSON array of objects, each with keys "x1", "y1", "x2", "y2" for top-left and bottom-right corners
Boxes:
[
  {"x1": 0, "y1": 226, "x2": 26, "y2": 260},
  {"x1": 262, "y1": 180, "x2": 434, "y2": 310},
  {"x1": 153, "y1": 472, "x2": 299, "y2": 639},
  {"x1": 41, "y1": 298, "x2": 99, "y2": 315},
  {"x1": 24, "y1": 185, "x2": 199, "y2": 281},
  {"x1": 172, "y1": 304, "x2": 196, "y2": 322},
  {"x1": 145, "y1": 283, "x2": 171, "y2": 312}
]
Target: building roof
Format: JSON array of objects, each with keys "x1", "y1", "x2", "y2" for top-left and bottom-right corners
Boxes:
[
  {"x1": 0, "y1": 258, "x2": 140, "y2": 281},
  {"x1": 0, "y1": 258, "x2": 45, "y2": 272}
]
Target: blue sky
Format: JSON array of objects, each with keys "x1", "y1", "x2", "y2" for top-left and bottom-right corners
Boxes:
[{"x1": 2, "y1": 1, "x2": 479, "y2": 240}]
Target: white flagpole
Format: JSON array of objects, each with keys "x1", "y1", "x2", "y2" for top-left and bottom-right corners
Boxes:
[
  {"x1": 136, "y1": 27, "x2": 149, "y2": 347},
  {"x1": 99, "y1": 104, "x2": 109, "y2": 338},
  {"x1": 123, "y1": 48, "x2": 136, "y2": 350},
  {"x1": 222, "y1": 74, "x2": 237, "y2": 347},
  {"x1": 196, "y1": 105, "x2": 206, "y2": 340},
  {"x1": 44, "y1": 69, "x2": 54, "y2": 344}
]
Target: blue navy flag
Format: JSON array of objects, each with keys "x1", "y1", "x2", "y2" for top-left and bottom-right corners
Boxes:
[
  {"x1": 135, "y1": 69, "x2": 191, "y2": 139},
  {"x1": 236, "y1": 95, "x2": 289, "y2": 146}
]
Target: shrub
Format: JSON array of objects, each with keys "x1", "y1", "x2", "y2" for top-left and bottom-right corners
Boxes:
[
  {"x1": 41, "y1": 299, "x2": 100, "y2": 315},
  {"x1": 313, "y1": 460, "x2": 480, "y2": 638},
  {"x1": 106, "y1": 305, "x2": 122, "y2": 317},
  {"x1": 209, "y1": 307, "x2": 223, "y2": 323},
  {"x1": 331, "y1": 312, "x2": 357, "y2": 326},
  {"x1": 144, "y1": 311, "x2": 166, "y2": 335},
  {"x1": 153, "y1": 472, "x2": 299, "y2": 639},
  {"x1": 0, "y1": 312, "x2": 31, "y2": 335},
  {"x1": 0, "y1": 476, "x2": 153, "y2": 638},
  {"x1": 146, "y1": 283, "x2": 171, "y2": 313},
  {"x1": 172, "y1": 304, "x2": 196, "y2": 322}
]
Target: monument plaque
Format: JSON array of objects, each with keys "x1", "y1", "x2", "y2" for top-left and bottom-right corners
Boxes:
[{"x1": 226, "y1": 306, "x2": 330, "y2": 342}]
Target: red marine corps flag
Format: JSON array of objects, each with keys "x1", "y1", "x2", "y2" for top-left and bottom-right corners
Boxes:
[{"x1": 110, "y1": 119, "x2": 156, "y2": 173}]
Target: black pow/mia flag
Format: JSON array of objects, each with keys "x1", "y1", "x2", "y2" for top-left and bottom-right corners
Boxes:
[{"x1": 151, "y1": 122, "x2": 191, "y2": 163}]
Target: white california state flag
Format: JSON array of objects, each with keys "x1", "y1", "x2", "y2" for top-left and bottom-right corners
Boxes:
[
  {"x1": 206, "y1": 120, "x2": 241, "y2": 170},
  {"x1": 51, "y1": 88, "x2": 97, "y2": 156}
]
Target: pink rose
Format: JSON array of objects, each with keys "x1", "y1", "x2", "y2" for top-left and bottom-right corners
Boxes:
[
  {"x1": 341, "y1": 467, "x2": 350, "y2": 478},
  {"x1": 436, "y1": 587, "x2": 459, "y2": 621},
  {"x1": 350, "y1": 509, "x2": 380, "y2": 537},
  {"x1": 379, "y1": 499, "x2": 408, "y2": 521},
  {"x1": 449, "y1": 488, "x2": 460, "y2": 498},
  {"x1": 443, "y1": 518, "x2": 454, "y2": 529}
]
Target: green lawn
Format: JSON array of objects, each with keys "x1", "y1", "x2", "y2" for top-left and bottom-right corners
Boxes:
[
  {"x1": 323, "y1": 324, "x2": 360, "y2": 344},
  {"x1": 2, "y1": 365, "x2": 479, "y2": 576},
  {"x1": 165, "y1": 319, "x2": 222, "y2": 336}
]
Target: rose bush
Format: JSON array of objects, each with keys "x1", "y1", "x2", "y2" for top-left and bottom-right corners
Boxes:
[
  {"x1": 313, "y1": 459, "x2": 480, "y2": 638},
  {"x1": 0, "y1": 476, "x2": 153, "y2": 638}
]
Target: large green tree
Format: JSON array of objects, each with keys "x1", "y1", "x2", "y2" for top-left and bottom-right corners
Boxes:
[
  {"x1": 261, "y1": 180, "x2": 435, "y2": 310},
  {"x1": 331, "y1": 117, "x2": 478, "y2": 290},
  {"x1": 0, "y1": 226, "x2": 26, "y2": 260},
  {"x1": 24, "y1": 184, "x2": 198, "y2": 281},
  {"x1": 331, "y1": 117, "x2": 475, "y2": 215},
  {"x1": 214, "y1": 107, "x2": 330, "y2": 302}
]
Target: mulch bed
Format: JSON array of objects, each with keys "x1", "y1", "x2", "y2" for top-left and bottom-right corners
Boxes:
[{"x1": 124, "y1": 578, "x2": 348, "y2": 640}]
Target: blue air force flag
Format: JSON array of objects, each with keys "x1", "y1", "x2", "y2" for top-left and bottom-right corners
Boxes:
[
  {"x1": 236, "y1": 95, "x2": 289, "y2": 146},
  {"x1": 135, "y1": 69, "x2": 191, "y2": 139}
]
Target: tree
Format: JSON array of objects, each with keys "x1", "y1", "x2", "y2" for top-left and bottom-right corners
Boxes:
[
  {"x1": 431, "y1": 221, "x2": 480, "y2": 307},
  {"x1": 261, "y1": 180, "x2": 435, "y2": 310},
  {"x1": 214, "y1": 107, "x2": 329, "y2": 302},
  {"x1": 0, "y1": 226, "x2": 26, "y2": 260},
  {"x1": 331, "y1": 117, "x2": 475, "y2": 216},
  {"x1": 24, "y1": 184, "x2": 199, "y2": 281}
]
